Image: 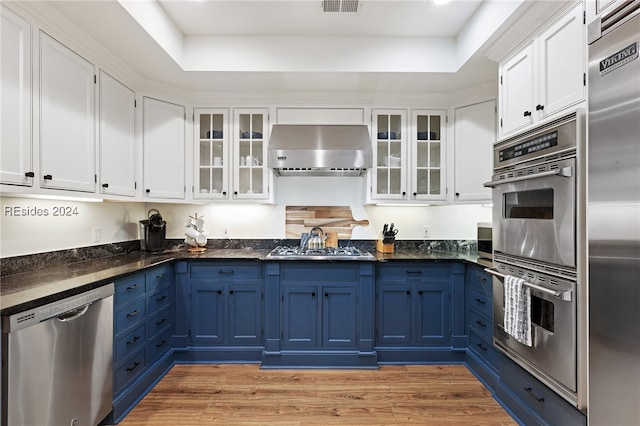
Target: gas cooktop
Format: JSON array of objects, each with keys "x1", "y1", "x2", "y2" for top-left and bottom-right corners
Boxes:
[{"x1": 266, "y1": 246, "x2": 376, "y2": 261}]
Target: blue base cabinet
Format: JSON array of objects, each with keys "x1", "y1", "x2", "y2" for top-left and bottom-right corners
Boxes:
[
  {"x1": 111, "y1": 263, "x2": 174, "y2": 424},
  {"x1": 375, "y1": 261, "x2": 466, "y2": 363},
  {"x1": 262, "y1": 261, "x2": 377, "y2": 368},
  {"x1": 173, "y1": 260, "x2": 264, "y2": 363}
]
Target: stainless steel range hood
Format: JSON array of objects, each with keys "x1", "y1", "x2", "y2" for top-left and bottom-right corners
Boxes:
[{"x1": 268, "y1": 125, "x2": 372, "y2": 177}]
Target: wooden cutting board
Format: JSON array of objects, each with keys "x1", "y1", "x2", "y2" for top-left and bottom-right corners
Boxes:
[{"x1": 285, "y1": 206, "x2": 370, "y2": 239}]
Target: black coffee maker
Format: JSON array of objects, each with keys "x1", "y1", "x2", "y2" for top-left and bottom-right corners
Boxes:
[{"x1": 140, "y1": 209, "x2": 166, "y2": 252}]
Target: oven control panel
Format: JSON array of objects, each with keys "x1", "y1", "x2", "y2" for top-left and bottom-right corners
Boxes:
[{"x1": 499, "y1": 131, "x2": 558, "y2": 162}]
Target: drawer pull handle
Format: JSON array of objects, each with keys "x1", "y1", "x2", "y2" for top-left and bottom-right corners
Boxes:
[
  {"x1": 475, "y1": 298, "x2": 486, "y2": 305},
  {"x1": 156, "y1": 318, "x2": 167, "y2": 326},
  {"x1": 523, "y1": 110, "x2": 532, "y2": 117},
  {"x1": 476, "y1": 274, "x2": 487, "y2": 282},
  {"x1": 230, "y1": 290, "x2": 234, "y2": 295},
  {"x1": 475, "y1": 320, "x2": 487, "y2": 328},
  {"x1": 156, "y1": 340, "x2": 167, "y2": 348},
  {"x1": 156, "y1": 295, "x2": 167, "y2": 302},
  {"x1": 126, "y1": 362, "x2": 140, "y2": 372},
  {"x1": 126, "y1": 284, "x2": 139, "y2": 291},
  {"x1": 127, "y1": 309, "x2": 140, "y2": 318},
  {"x1": 406, "y1": 290, "x2": 411, "y2": 295},
  {"x1": 406, "y1": 270, "x2": 422, "y2": 274},
  {"x1": 25, "y1": 171, "x2": 35, "y2": 178},
  {"x1": 524, "y1": 387, "x2": 545, "y2": 403},
  {"x1": 218, "y1": 270, "x2": 235, "y2": 274},
  {"x1": 157, "y1": 273, "x2": 165, "y2": 279},
  {"x1": 126, "y1": 335, "x2": 141, "y2": 345},
  {"x1": 311, "y1": 292, "x2": 316, "y2": 297},
  {"x1": 476, "y1": 343, "x2": 488, "y2": 352},
  {"x1": 43, "y1": 174, "x2": 53, "y2": 180}
]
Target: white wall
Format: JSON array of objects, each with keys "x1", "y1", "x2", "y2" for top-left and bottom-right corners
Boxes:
[{"x1": 1, "y1": 178, "x2": 490, "y2": 258}]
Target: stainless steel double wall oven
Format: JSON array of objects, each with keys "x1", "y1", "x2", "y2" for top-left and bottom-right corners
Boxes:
[{"x1": 484, "y1": 110, "x2": 586, "y2": 408}]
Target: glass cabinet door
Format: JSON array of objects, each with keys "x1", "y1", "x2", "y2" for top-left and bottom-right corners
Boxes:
[
  {"x1": 371, "y1": 109, "x2": 407, "y2": 200},
  {"x1": 195, "y1": 109, "x2": 229, "y2": 199},
  {"x1": 412, "y1": 110, "x2": 446, "y2": 200},
  {"x1": 233, "y1": 108, "x2": 269, "y2": 199}
]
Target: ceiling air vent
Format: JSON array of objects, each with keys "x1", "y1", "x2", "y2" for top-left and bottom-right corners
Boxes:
[{"x1": 322, "y1": 0, "x2": 360, "y2": 13}]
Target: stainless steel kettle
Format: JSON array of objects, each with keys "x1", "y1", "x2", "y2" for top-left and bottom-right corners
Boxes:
[{"x1": 308, "y1": 226, "x2": 326, "y2": 250}]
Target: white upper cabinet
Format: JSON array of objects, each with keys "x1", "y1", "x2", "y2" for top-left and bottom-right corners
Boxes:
[
  {"x1": 410, "y1": 110, "x2": 447, "y2": 202},
  {"x1": 453, "y1": 100, "x2": 496, "y2": 203},
  {"x1": 369, "y1": 109, "x2": 408, "y2": 202},
  {"x1": 39, "y1": 32, "x2": 96, "y2": 192},
  {"x1": 232, "y1": 108, "x2": 270, "y2": 201},
  {"x1": 499, "y1": 1, "x2": 585, "y2": 139},
  {"x1": 368, "y1": 109, "x2": 447, "y2": 204},
  {"x1": 499, "y1": 43, "x2": 535, "y2": 136},
  {"x1": 143, "y1": 97, "x2": 185, "y2": 200},
  {"x1": 537, "y1": 3, "x2": 585, "y2": 120},
  {"x1": 194, "y1": 108, "x2": 230, "y2": 200},
  {"x1": 1, "y1": 5, "x2": 32, "y2": 187},
  {"x1": 98, "y1": 71, "x2": 136, "y2": 197}
]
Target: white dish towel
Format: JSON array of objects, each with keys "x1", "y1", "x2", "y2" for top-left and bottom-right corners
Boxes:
[{"x1": 504, "y1": 275, "x2": 532, "y2": 347}]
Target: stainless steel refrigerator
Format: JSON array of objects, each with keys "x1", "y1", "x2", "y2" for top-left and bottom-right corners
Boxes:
[{"x1": 587, "y1": 2, "x2": 640, "y2": 425}]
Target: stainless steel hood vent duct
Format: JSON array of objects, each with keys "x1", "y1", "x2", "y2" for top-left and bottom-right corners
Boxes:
[{"x1": 268, "y1": 125, "x2": 372, "y2": 177}]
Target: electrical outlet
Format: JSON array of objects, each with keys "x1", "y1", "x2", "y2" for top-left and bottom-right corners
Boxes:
[
  {"x1": 223, "y1": 226, "x2": 230, "y2": 238},
  {"x1": 422, "y1": 226, "x2": 430, "y2": 238},
  {"x1": 92, "y1": 227, "x2": 101, "y2": 243}
]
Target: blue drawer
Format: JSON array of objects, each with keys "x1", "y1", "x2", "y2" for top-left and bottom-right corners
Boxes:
[
  {"x1": 147, "y1": 329, "x2": 172, "y2": 364},
  {"x1": 189, "y1": 262, "x2": 263, "y2": 280},
  {"x1": 115, "y1": 274, "x2": 145, "y2": 305},
  {"x1": 115, "y1": 323, "x2": 146, "y2": 362},
  {"x1": 468, "y1": 309, "x2": 492, "y2": 343},
  {"x1": 468, "y1": 330, "x2": 502, "y2": 373},
  {"x1": 148, "y1": 286, "x2": 171, "y2": 314},
  {"x1": 377, "y1": 262, "x2": 452, "y2": 280},
  {"x1": 467, "y1": 287, "x2": 492, "y2": 318},
  {"x1": 114, "y1": 347, "x2": 147, "y2": 394},
  {"x1": 148, "y1": 306, "x2": 172, "y2": 338},
  {"x1": 115, "y1": 298, "x2": 146, "y2": 335},
  {"x1": 466, "y1": 265, "x2": 492, "y2": 296},
  {"x1": 146, "y1": 264, "x2": 173, "y2": 292},
  {"x1": 502, "y1": 358, "x2": 586, "y2": 426}
]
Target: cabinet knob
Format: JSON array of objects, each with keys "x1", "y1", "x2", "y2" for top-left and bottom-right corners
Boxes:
[
  {"x1": 43, "y1": 174, "x2": 53, "y2": 180},
  {"x1": 536, "y1": 104, "x2": 544, "y2": 111},
  {"x1": 311, "y1": 292, "x2": 316, "y2": 297},
  {"x1": 102, "y1": 183, "x2": 109, "y2": 188},
  {"x1": 24, "y1": 171, "x2": 35, "y2": 178},
  {"x1": 406, "y1": 290, "x2": 411, "y2": 295},
  {"x1": 523, "y1": 111, "x2": 532, "y2": 117},
  {"x1": 455, "y1": 192, "x2": 460, "y2": 197},
  {"x1": 402, "y1": 191, "x2": 407, "y2": 196},
  {"x1": 234, "y1": 191, "x2": 238, "y2": 195},
  {"x1": 146, "y1": 189, "x2": 151, "y2": 193},
  {"x1": 413, "y1": 192, "x2": 417, "y2": 197},
  {"x1": 222, "y1": 191, "x2": 227, "y2": 196},
  {"x1": 229, "y1": 290, "x2": 234, "y2": 295}
]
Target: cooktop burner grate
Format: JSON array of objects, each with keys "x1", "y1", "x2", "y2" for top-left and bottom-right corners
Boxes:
[{"x1": 266, "y1": 246, "x2": 375, "y2": 261}]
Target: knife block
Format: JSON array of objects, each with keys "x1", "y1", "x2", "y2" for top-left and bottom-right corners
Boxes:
[{"x1": 376, "y1": 238, "x2": 395, "y2": 253}]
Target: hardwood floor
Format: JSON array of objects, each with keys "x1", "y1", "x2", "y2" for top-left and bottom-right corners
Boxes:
[{"x1": 118, "y1": 364, "x2": 517, "y2": 425}]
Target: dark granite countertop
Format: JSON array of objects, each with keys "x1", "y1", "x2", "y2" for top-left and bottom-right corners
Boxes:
[{"x1": 1, "y1": 248, "x2": 491, "y2": 316}]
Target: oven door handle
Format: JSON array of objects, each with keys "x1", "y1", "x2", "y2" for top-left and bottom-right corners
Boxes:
[
  {"x1": 483, "y1": 166, "x2": 572, "y2": 188},
  {"x1": 484, "y1": 268, "x2": 572, "y2": 301}
]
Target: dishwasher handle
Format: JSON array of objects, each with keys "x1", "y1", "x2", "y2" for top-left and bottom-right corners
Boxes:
[{"x1": 57, "y1": 304, "x2": 90, "y2": 322}]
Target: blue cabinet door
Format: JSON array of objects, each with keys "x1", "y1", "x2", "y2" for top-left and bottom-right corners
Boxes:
[
  {"x1": 415, "y1": 282, "x2": 450, "y2": 345},
  {"x1": 376, "y1": 283, "x2": 412, "y2": 345},
  {"x1": 281, "y1": 285, "x2": 318, "y2": 349},
  {"x1": 322, "y1": 286, "x2": 357, "y2": 348},
  {"x1": 190, "y1": 282, "x2": 225, "y2": 345},
  {"x1": 228, "y1": 283, "x2": 263, "y2": 346}
]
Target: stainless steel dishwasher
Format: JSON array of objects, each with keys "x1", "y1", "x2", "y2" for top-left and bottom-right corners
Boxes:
[{"x1": 2, "y1": 283, "x2": 114, "y2": 426}]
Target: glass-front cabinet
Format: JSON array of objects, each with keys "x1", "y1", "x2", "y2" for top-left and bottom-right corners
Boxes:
[
  {"x1": 194, "y1": 108, "x2": 270, "y2": 201},
  {"x1": 411, "y1": 110, "x2": 446, "y2": 201},
  {"x1": 194, "y1": 108, "x2": 230, "y2": 200},
  {"x1": 370, "y1": 109, "x2": 407, "y2": 201},
  {"x1": 233, "y1": 108, "x2": 269, "y2": 200}
]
